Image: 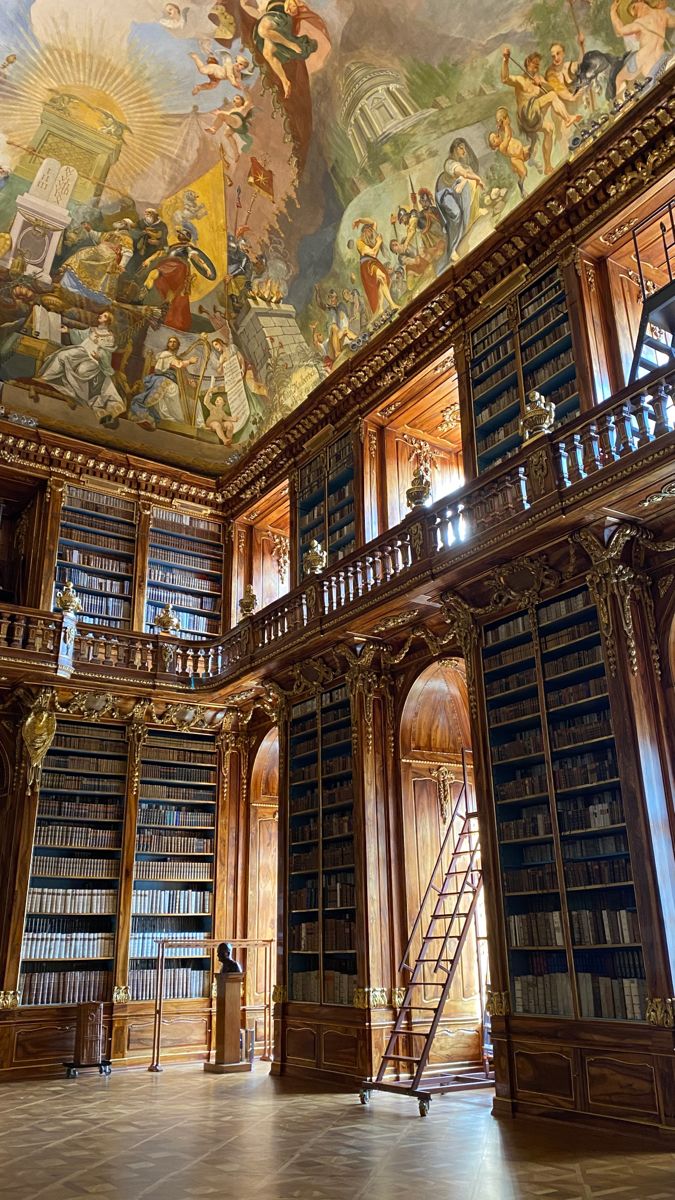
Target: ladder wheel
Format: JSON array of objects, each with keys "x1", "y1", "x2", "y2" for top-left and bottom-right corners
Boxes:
[
  {"x1": 359, "y1": 1089, "x2": 371, "y2": 1106},
  {"x1": 418, "y1": 1098, "x2": 430, "y2": 1117}
]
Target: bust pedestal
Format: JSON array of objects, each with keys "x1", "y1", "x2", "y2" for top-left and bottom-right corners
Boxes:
[{"x1": 204, "y1": 972, "x2": 251, "y2": 1074}]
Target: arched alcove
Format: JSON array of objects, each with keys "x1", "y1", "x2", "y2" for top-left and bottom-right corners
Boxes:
[
  {"x1": 399, "y1": 659, "x2": 485, "y2": 1069},
  {"x1": 246, "y1": 727, "x2": 279, "y2": 1045}
]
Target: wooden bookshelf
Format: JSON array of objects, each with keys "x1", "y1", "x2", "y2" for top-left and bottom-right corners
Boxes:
[
  {"x1": 287, "y1": 684, "x2": 357, "y2": 1005},
  {"x1": 144, "y1": 507, "x2": 224, "y2": 640},
  {"x1": 297, "y1": 432, "x2": 356, "y2": 581},
  {"x1": 128, "y1": 728, "x2": 218, "y2": 1001},
  {"x1": 18, "y1": 720, "x2": 127, "y2": 1005},
  {"x1": 483, "y1": 585, "x2": 646, "y2": 1022},
  {"x1": 470, "y1": 266, "x2": 580, "y2": 476},
  {"x1": 54, "y1": 486, "x2": 137, "y2": 629}
]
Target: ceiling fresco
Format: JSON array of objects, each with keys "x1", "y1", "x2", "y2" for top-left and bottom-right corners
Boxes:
[{"x1": 0, "y1": 0, "x2": 672, "y2": 471}]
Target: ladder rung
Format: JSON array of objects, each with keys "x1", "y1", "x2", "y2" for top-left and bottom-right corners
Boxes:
[{"x1": 382, "y1": 1054, "x2": 420, "y2": 1062}]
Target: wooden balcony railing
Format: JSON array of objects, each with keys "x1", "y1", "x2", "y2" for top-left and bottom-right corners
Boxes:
[{"x1": 2, "y1": 364, "x2": 673, "y2": 694}]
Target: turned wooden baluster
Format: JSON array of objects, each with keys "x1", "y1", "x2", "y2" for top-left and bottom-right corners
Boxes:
[
  {"x1": 614, "y1": 402, "x2": 637, "y2": 457},
  {"x1": 448, "y1": 503, "x2": 463, "y2": 546},
  {"x1": 631, "y1": 391, "x2": 653, "y2": 447},
  {"x1": 581, "y1": 422, "x2": 602, "y2": 475},
  {"x1": 197, "y1": 649, "x2": 206, "y2": 677},
  {"x1": 10, "y1": 612, "x2": 26, "y2": 648},
  {"x1": 566, "y1": 433, "x2": 586, "y2": 483},
  {"x1": 597, "y1": 411, "x2": 619, "y2": 465},
  {"x1": 0, "y1": 610, "x2": 9, "y2": 647},
  {"x1": 651, "y1": 380, "x2": 673, "y2": 437}
]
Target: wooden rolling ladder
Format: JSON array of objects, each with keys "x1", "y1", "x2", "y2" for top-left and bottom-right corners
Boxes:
[
  {"x1": 629, "y1": 202, "x2": 675, "y2": 382},
  {"x1": 360, "y1": 751, "x2": 493, "y2": 1116}
]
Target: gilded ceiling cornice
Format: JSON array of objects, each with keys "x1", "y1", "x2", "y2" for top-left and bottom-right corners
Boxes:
[{"x1": 218, "y1": 76, "x2": 675, "y2": 509}]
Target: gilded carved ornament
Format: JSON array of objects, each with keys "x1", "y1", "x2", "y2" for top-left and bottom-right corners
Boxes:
[
  {"x1": 373, "y1": 609, "x2": 422, "y2": 634},
  {"x1": 272, "y1": 984, "x2": 287, "y2": 1004},
  {"x1": 640, "y1": 480, "x2": 675, "y2": 509},
  {"x1": 56, "y1": 691, "x2": 121, "y2": 721},
  {"x1": 55, "y1": 580, "x2": 82, "y2": 614},
  {"x1": 21, "y1": 688, "x2": 56, "y2": 793},
  {"x1": 0, "y1": 990, "x2": 20, "y2": 1009},
  {"x1": 430, "y1": 765, "x2": 455, "y2": 824},
  {"x1": 576, "y1": 525, "x2": 660, "y2": 678},
  {"x1": 440, "y1": 594, "x2": 479, "y2": 719},
  {"x1": 126, "y1": 700, "x2": 150, "y2": 797},
  {"x1": 646, "y1": 997, "x2": 675, "y2": 1028},
  {"x1": 112, "y1": 985, "x2": 131, "y2": 1004},
  {"x1": 150, "y1": 701, "x2": 209, "y2": 732},
  {"x1": 353, "y1": 987, "x2": 389, "y2": 1009},
  {"x1": 486, "y1": 989, "x2": 510, "y2": 1017},
  {"x1": 391, "y1": 987, "x2": 406, "y2": 1008}
]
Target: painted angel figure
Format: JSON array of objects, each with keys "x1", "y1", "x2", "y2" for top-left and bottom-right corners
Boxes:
[
  {"x1": 239, "y1": 0, "x2": 331, "y2": 99},
  {"x1": 189, "y1": 49, "x2": 254, "y2": 92}
]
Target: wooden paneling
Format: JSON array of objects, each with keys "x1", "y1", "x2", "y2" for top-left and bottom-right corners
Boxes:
[
  {"x1": 514, "y1": 1047, "x2": 576, "y2": 1107},
  {"x1": 584, "y1": 1053, "x2": 660, "y2": 1119}
]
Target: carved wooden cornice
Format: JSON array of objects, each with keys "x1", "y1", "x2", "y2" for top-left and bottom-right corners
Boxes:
[
  {"x1": 217, "y1": 78, "x2": 675, "y2": 510},
  {"x1": 0, "y1": 416, "x2": 224, "y2": 510}
]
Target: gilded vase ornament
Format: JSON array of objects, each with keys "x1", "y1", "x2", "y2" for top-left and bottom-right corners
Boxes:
[
  {"x1": 519, "y1": 390, "x2": 555, "y2": 441},
  {"x1": 55, "y1": 579, "x2": 82, "y2": 614},
  {"x1": 303, "y1": 538, "x2": 326, "y2": 576},
  {"x1": 154, "y1": 603, "x2": 181, "y2": 633},
  {"x1": 22, "y1": 690, "x2": 57, "y2": 792},
  {"x1": 239, "y1": 584, "x2": 258, "y2": 617},
  {"x1": 406, "y1": 465, "x2": 432, "y2": 510}
]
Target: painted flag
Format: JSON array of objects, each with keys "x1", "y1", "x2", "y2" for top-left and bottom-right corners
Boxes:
[
  {"x1": 160, "y1": 158, "x2": 228, "y2": 304},
  {"x1": 248, "y1": 158, "x2": 274, "y2": 201}
]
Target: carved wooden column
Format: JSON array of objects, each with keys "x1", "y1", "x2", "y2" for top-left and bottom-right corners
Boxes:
[
  {"x1": 37, "y1": 479, "x2": 65, "y2": 611},
  {"x1": 578, "y1": 526, "x2": 675, "y2": 1004},
  {"x1": 113, "y1": 702, "x2": 148, "y2": 1005},
  {"x1": 454, "y1": 329, "x2": 476, "y2": 484},
  {"x1": 346, "y1": 649, "x2": 400, "y2": 1078},
  {"x1": 270, "y1": 688, "x2": 289, "y2": 1074},
  {"x1": 560, "y1": 245, "x2": 601, "y2": 412},
  {"x1": 131, "y1": 501, "x2": 151, "y2": 632},
  {"x1": 215, "y1": 713, "x2": 252, "y2": 946},
  {"x1": 1, "y1": 690, "x2": 56, "y2": 1005}
]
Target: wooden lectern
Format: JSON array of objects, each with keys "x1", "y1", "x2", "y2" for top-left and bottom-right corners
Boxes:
[{"x1": 204, "y1": 973, "x2": 251, "y2": 1074}]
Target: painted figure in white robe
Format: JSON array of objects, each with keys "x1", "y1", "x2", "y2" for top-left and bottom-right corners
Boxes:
[{"x1": 40, "y1": 311, "x2": 125, "y2": 424}]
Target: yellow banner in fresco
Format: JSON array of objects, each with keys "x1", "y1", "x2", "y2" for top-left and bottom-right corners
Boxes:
[{"x1": 161, "y1": 157, "x2": 228, "y2": 303}]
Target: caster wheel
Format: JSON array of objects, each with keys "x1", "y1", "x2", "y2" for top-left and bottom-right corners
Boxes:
[
  {"x1": 66, "y1": 1069, "x2": 78, "y2": 1079},
  {"x1": 359, "y1": 1089, "x2": 371, "y2": 1106},
  {"x1": 104, "y1": 1066, "x2": 112, "y2": 1076},
  {"x1": 418, "y1": 1098, "x2": 430, "y2": 1117}
]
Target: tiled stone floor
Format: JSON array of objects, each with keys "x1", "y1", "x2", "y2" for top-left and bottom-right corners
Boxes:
[{"x1": 1, "y1": 1065, "x2": 675, "y2": 1200}]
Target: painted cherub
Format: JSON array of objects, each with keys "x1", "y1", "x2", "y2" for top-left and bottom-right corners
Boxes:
[
  {"x1": 189, "y1": 50, "x2": 254, "y2": 94},
  {"x1": 202, "y1": 386, "x2": 235, "y2": 445},
  {"x1": 488, "y1": 107, "x2": 531, "y2": 197}
]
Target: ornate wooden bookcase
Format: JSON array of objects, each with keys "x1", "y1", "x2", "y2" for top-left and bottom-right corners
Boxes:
[
  {"x1": 44, "y1": 482, "x2": 228, "y2": 640},
  {"x1": 0, "y1": 695, "x2": 247, "y2": 1076},
  {"x1": 460, "y1": 540, "x2": 675, "y2": 1131},
  {"x1": 291, "y1": 428, "x2": 365, "y2": 587},
  {"x1": 462, "y1": 259, "x2": 595, "y2": 480},
  {"x1": 272, "y1": 650, "x2": 402, "y2": 1084}
]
